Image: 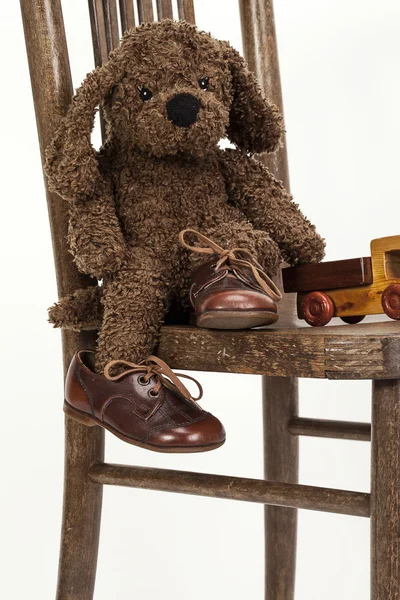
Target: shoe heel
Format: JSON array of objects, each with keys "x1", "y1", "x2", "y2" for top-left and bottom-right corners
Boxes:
[{"x1": 63, "y1": 401, "x2": 97, "y2": 427}]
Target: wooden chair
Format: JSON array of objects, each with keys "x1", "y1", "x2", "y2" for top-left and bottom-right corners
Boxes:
[{"x1": 20, "y1": 1, "x2": 400, "y2": 598}]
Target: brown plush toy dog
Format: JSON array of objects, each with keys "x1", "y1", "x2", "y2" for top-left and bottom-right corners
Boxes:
[{"x1": 46, "y1": 19, "x2": 325, "y2": 375}]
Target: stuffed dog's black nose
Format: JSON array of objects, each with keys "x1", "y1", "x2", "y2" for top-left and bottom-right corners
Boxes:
[{"x1": 166, "y1": 93, "x2": 200, "y2": 128}]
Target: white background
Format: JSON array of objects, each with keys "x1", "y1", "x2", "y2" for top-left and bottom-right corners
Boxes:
[{"x1": 1, "y1": 0, "x2": 400, "y2": 598}]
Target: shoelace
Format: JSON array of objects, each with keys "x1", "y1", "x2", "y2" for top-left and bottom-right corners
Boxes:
[
  {"x1": 104, "y1": 355, "x2": 203, "y2": 406},
  {"x1": 179, "y1": 228, "x2": 283, "y2": 302}
]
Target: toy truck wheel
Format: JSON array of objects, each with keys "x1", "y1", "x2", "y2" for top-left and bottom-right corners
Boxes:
[
  {"x1": 340, "y1": 315, "x2": 365, "y2": 324},
  {"x1": 382, "y1": 284, "x2": 400, "y2": 320},
  {"x1": 302, "y1": 291, "x2": 334, "y2": 326}
]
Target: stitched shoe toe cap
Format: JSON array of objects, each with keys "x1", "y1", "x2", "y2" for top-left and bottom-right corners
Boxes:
[{"x1": 146, "y1": 413, "x2": 226, "y2": 450}]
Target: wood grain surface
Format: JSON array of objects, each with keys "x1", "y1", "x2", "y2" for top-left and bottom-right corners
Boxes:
[
  {"x1": 20, "y1": 2, "x2": 103, "y2": 599},
  {"x1": 137, "y1": 0, "x2": 154, "y2": 23},
  {"x1": 263, "y1": 377, "x2": 298, "y2": 599},
  {"x1": 157, "y1": 321, "x2": 400, "y2": 379},
  {"x1": 177, "y1": 0, "x2": 196, "y2": 23},
  {"x1": 89, "y1": 463, "x2": 370, "y2": 517},
  {"x1": 371, "y1": 379, "x2": 400, "y2": 599},
  {"x1": 283, "y1": 257, "x2": 373, "y2": 294},
  {"x1": 88, "y1": 0, "x2": 111, "y2": 67},
  {"x1": 156, "y1": 0, "x2": 173, "y2": 20},
  {"x1": 289, "y1": 417, "x2": 371, "y2": 441},
  {"x1": 102, "y1": 0, "x2": 120, "y2": 52},
  {"x1": 119, "y1": 0, "x2": 135, "y2": 33}
]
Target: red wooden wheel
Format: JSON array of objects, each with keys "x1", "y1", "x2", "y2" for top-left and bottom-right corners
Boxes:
[
  {"x1": 382, "y1": 284, "x2": 400, "y2": 320},
  {"x1": 302, "y1": 291, "x2": 334, "y2": 326},
  {"x1": 340, "y1": 315, "x2": 365, "y2": 324}
]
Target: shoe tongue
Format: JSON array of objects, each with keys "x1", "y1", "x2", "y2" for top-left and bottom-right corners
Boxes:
[{"x1": 232, "y1": 266, "x2": 266, "y2": 293}]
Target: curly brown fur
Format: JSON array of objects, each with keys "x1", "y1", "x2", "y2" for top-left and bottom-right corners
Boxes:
[
  {"x1": 48, "y1": 286, "x2": 103, "y2": 331},
  {"x1": 219, "y1": 149, "x2": 325, "y2": 265},
  {"x1": 45, "y1": 20, "x2": 325, "y2": 373}
]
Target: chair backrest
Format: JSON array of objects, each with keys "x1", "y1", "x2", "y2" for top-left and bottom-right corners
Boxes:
[
  {"x1": 20, "y1": 0, "x2": 294, "y2": 373},
  {"x1": 88, "y1": 2, "x2": 195, "y2": 71}
]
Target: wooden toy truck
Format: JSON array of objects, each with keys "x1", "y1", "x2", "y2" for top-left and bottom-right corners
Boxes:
[{"x1": 282, "y1": 235, "x2": 400, "y2": 326}]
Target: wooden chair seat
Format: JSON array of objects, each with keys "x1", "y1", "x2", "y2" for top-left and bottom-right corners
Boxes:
[{"x1": 158, "y1": 321, "x2": 400, "y2": 380}]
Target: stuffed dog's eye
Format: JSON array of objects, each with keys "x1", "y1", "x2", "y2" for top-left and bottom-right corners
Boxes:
[
  {"x1": 198, "y1": 76, "x2": 209, "y2": 90},
  {"x1": 139, "y1": 86, "x2": 153, "y2": 102}
]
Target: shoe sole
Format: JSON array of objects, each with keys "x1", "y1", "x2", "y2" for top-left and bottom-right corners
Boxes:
[
  {"x1": 63, "y1": 401, "x2": 225, "y2": 454},
  {"x1": 196, "y1": 310, "x2": 279, "y2": 330}
]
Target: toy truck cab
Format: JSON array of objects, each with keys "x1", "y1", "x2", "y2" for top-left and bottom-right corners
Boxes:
[{"x1": 282, "y1": 235, "x2": 400, "y2": 326}]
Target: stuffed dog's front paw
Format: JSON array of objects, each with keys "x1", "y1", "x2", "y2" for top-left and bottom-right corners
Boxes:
[
  {"x1": 71, "y1": 238, "x2": 125, "y2": 278},
  {"x1": 289, "y1": 233, "x2": 326, "y2": 266},
  {"x1": 75, "y1": 249, "x2": 125, "y2": 279}
]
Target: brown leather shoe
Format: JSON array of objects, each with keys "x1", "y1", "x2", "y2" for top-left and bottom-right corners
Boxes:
[
  {"x1": 64, "y1": 350, "x2": 226, "y2": 453},
  {"x1": 180, "y1": 229, "x2": 282, "y2": 329}
]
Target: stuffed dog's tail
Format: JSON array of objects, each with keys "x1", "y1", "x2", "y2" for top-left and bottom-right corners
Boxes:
[{"x1": 48, "y1": 286, "x2": 103, "y2": 331}]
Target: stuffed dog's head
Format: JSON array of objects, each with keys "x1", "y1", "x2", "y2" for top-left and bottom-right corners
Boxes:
[{"x1": 73, "y1": 20, "x2": 283, "y2": 157}]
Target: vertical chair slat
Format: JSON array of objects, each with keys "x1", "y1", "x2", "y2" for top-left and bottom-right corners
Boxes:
[
  {"x1": 20, "y1": 6, "x2": 104, "y2": 596},
  {"x1": 102, "y1": 0, "x2": 121, "y2": 52},
  {"x1": 177, "y1": 0, "x2": 195, "y2": 24},
  {"x1": 263, "y1": 377, "x2": 298, "y2": 600},
  {"x1": 156, "y1": 0, "x2": 173, "y2": 20},
  {"x1": 137, "y1": 0, "x2": 155, "y2": 23},
  {"x1": 239, "y1": 0, "x2": 288, "y2": 186},
  {"x1": 88, "y1": 0, "x2": 111, "y2": 140},
  {"x1": 20, "y1": 0, "x2": 97, "y2": 371},
  {"x1": 119, "y1": 0, "x2": 135, "y2": 32},
  {"x1": 88, "y1": 0, "x2": 110, "y2": 66},
  {"x1": 371, "y1": 379, "x2": 400, "y2": 599}
]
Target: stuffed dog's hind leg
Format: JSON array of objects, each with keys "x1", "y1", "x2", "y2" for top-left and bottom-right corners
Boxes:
[{"x1": 95, "y1": 247, "x2": 171, "y2": 374}]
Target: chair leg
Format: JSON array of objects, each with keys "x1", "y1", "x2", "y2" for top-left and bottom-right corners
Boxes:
[
  {"x1": 263, "y1": 376, "x2": 299, "y2": 600},
  {"x1": 371, "y1": 379, "x2": 400, "y2": 600},
  {"x1": 56, "y1": 417, "x2": 104, "y2": 600}
]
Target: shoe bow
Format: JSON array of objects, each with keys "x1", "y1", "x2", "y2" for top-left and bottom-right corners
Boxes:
[{"x1": 179, "y1": 228, "x2": 282, "y2": 302}]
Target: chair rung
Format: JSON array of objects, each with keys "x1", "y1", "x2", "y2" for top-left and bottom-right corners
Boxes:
[
  {"x1": 288, "y1": 418, "x2": 371, "y2": 441},
  {"x1": 89, "y1": 463, "x2": 370, "y2": 518}
]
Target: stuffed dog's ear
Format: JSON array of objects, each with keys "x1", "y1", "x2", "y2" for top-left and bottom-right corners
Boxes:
[
  {"x1": 223, "y1": 45, "x2": 284, "y2": 154},
  {"x1": 45, "y1": 55, "x2": 125, "y2": 201}
]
